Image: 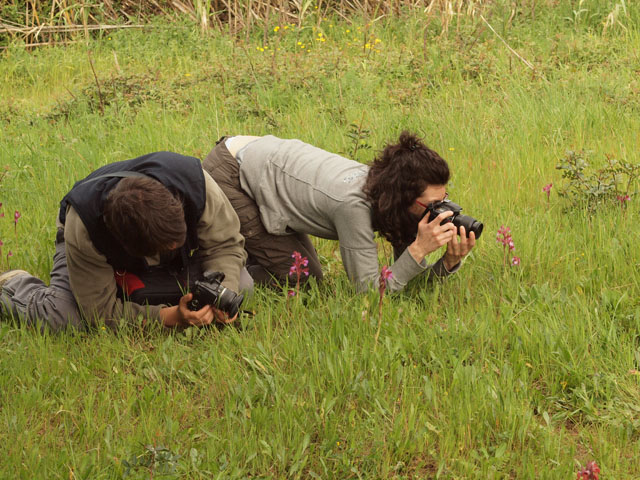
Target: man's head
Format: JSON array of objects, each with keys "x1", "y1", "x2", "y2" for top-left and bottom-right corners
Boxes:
[
  {"x1": 363, "y1": 131, "x2": 450, "y2": 247},
  {"x1": 103, "y1": 177, "x2": 186, "y2": 258}
]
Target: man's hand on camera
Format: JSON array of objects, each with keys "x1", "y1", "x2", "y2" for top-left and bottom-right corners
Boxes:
[
  {"x1": 211, "y1": 307, "x2": 238, "y2": 324},
  {"x1": 160, "y1": 292, "x2": 215, "y2": 328},
  {"x1": 443, "y1": 225, "x2": 476, "y2": 271},
  {"x1": 408, "y1": 210, "x2": 457, "y2": 264}
]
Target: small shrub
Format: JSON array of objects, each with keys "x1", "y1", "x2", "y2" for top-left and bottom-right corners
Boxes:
[{"x1": 555, "y1": 150, "x2": 639, "y2": 212}]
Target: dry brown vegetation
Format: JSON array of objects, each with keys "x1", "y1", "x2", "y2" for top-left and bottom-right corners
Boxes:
[
  {"x1": 1, "y1": 0, "x2": 496, "y2": 47},
  {"x1": 1, "y1": 1, "x2": 629, "y2": 49}
]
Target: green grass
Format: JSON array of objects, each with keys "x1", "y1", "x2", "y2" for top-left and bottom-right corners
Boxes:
[{"x1": 1, "y1": 2, "x2": 640, "y2": 478}]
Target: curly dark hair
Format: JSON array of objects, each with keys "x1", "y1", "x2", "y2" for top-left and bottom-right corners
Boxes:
[
  {"x1": 363, "y1": 131, "x2": 450, "y2": 248},
  {"x1": 103, "y1": 177, "x2": 187, "y2": 258}
]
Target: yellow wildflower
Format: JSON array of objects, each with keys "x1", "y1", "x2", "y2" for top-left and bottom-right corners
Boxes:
[{"x1": 274, "y1": 26, "x2": 280, "y2": 32}]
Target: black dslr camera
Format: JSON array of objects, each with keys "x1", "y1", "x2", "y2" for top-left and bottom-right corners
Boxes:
[
  {"x1": 420, "y1": 199, "x2": 484, "y2": 239},
  {"x1": 188, "y1": 272, "x2": 244, "y2": 317}
]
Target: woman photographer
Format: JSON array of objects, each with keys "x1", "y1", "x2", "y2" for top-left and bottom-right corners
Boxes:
[{"x1": 203, "y1": 131, "x2": 476, "y2": 292}]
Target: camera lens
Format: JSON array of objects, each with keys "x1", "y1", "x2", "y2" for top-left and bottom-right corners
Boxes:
[
  {"x1": 452, "y1": 214, "x2": 483, "y2": 239},
  {"x1": 217, "y1": 288, "x2": 244, "y2": 317}
]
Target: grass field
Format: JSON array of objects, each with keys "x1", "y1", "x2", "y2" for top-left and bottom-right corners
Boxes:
[{"x1": 1, "y1": 2, "x2": 639, "y2": 478}]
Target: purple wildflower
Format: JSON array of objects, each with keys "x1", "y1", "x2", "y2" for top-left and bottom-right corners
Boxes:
[
  {"x1": 288, "y1": 251, "x2": 310, "y2": 298},
  {"x1": 13, "y1": 210, "x2": 20, "y2": 236},
  {"x1": 617, "y1": 194, "x2": 630, "y2": 206},
  {"x1": 576, "y1": 461, "x2": 600, "y2": 480},
  {"x1": 497, "y1": 225, "x2": 521, "y2": 267},
  {"x1": 496, "y1": 225, "x2": 513, "y2": 247},
  {"x1": 289, "y1": 251, "x2": 309, "y2": 278},
  {"x1": 379, "y1": 266, "x2": 393, "y2": 286},
  {"x1": 375, "y1": 266, "x2": 394, "y2": 349}
]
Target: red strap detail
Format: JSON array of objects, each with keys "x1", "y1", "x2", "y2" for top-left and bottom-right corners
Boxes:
[{"x1": 114, "y1": 270, "x2": 145, "y2": 295}]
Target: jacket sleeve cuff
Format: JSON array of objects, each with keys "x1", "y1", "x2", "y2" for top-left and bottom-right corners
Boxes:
[
  {"x1": 378, "y1": 248, "x2": 430, "y2": 292},
  {"x1": 430, "y1": 256, "x2": 461, "y2": 277},
  {"x1": 386, "y1": 251, "x2": 460, "y2": 292}
]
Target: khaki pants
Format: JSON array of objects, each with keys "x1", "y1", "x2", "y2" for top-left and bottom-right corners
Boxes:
[{"x1": 203, "y1": 139, "x2": 323, "y2": 285}]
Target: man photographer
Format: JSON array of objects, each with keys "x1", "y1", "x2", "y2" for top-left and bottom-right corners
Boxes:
[
  {"x1": 203, "y1": 131, "x2": 478, "y2": 293},
  {"x1": 0, "y1": 151, "x2": 251, "y2": 331}
]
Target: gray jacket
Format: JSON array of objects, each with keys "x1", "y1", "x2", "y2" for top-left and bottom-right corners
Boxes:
[{"x1": 237, "y1": 136, "x2": 456, "y2": 292}]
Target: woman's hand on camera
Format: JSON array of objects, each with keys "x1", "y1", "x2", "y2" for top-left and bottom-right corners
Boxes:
[
  {"x1": 443, "y1": 226, "x2": 476, "y2": 271},
  {"x1": 408, "y1": 210, "x2": 457, "y2": 264},
  {"x1": 160, "y1": 292, "x2": 215, "y2": 328}
]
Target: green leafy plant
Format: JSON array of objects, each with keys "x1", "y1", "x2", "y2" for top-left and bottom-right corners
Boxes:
[
  {"x1": 555, "y1": 150, "x2": 639, "y2": 212},
  {"x1": 121, "y1": 444, "x2": 181, "y2": 478},
  {"x1": 346, "y1": 121, "x2": 372, "y2": 159}
]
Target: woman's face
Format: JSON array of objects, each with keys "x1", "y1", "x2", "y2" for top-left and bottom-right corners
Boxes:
[{"x1": 409, "y1": 184, "x2": 448, "y2": 217}]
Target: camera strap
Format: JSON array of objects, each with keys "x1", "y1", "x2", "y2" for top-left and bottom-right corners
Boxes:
[{"x1": 115, "y1": 257, "x2": 203, "y2": 307}]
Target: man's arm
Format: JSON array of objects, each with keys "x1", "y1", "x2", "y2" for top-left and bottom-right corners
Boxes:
[
  {"x1": 64, "y1": 206, "x2": 164, "y2": 326},
  {"x1": 195, "y1": 170, "x2": 247, "y2": 292}
]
